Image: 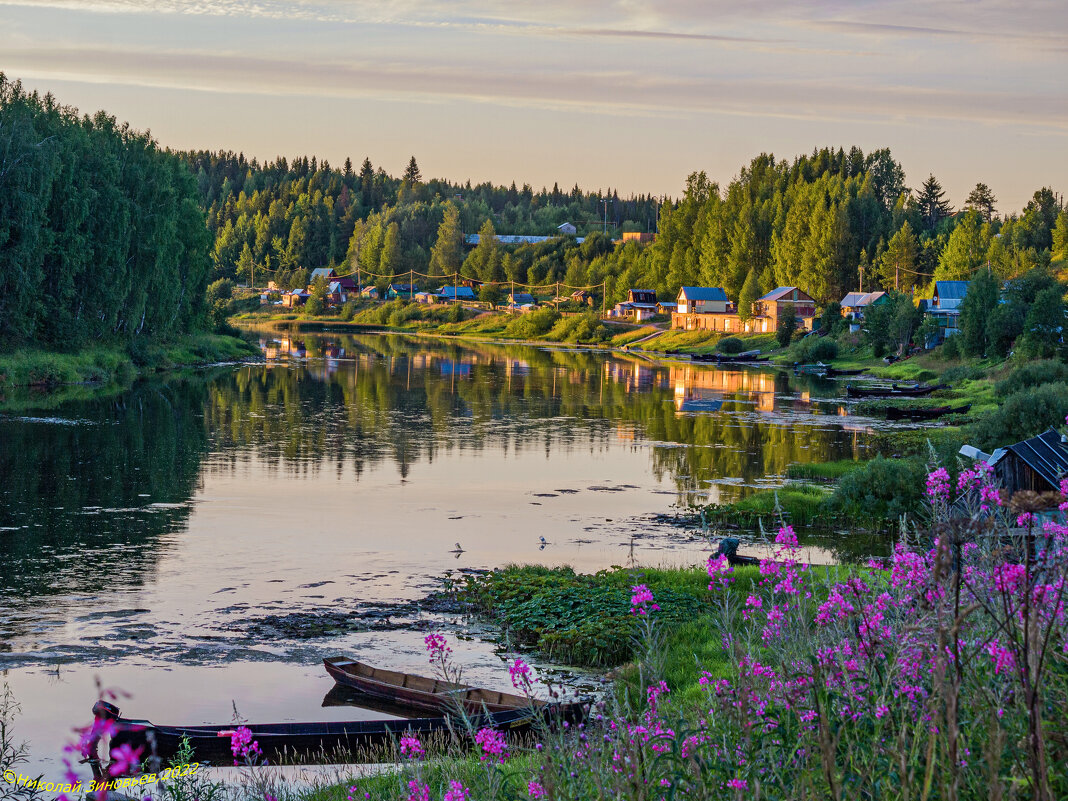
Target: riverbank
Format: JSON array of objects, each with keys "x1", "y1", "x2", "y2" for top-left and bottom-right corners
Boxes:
[{"x1": 0, "y1": 333, "x2": 259, "y2": 410}]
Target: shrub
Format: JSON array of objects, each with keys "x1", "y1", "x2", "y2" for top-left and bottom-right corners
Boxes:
[
  {"x1": 775, "y1": 304, "x2": 798, "y2": 348},
  {"x1": 995, "y1": 360, "x2": 1068, "y2": 397},
  {"x1": 717, "y1": 336, "x2": 745, "y2": 354},
  {"x1": 504, "y1": 307, "x2": 561, "y2": 339},
  {"x1": 970, "y1": 383, "x2": 1068, "y2": 450},
  {"x1": 941, "y1": 364, "x2": 984, "y2": 383},
  {"x1": 830, "y1": 455, "x2": 926, "y2": 521},
  {"x1": 340, "y1": 301, "x2": 357, "y2": 321},
  {"x1": 796, "y1": 336, "x2": 838, "y2": 363},
  {"x1": 941, "y1": 334, "x2": 961, "y2": 360}
]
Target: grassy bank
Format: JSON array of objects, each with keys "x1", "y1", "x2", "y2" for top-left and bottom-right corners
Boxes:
[{"x1": 0, "y1": 333, "x2": 258, "y2": 401}]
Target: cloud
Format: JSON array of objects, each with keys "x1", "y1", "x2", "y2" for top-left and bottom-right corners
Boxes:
[{"x1": 4, "y1": 43, "x2": 1066, "y2": 132}]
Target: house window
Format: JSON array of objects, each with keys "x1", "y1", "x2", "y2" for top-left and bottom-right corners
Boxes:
[{"x1": 725, "y1": 319, "x2": 731, "y2": 331}]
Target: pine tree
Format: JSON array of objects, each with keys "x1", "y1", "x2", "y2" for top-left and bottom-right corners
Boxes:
[
  {"x1": 917, "y1": 174, "x2": 953, "y2": 230},
  {"x1": 964, "y1": 182, "x2": 997, "y2": 221},
  {"x1": 429, "y1": 202, "x2": 463, "y2": 278},
  {"x1": 403, "y1": 156, "x2": 422, "y2": 184}
]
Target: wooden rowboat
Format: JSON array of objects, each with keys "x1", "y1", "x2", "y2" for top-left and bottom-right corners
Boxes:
[
  {"x1": 324, "y1": 656, "x2": 539, "y2": 714},
  {"x1": 846, "y1": 383, "x2": 946, "y2": 399},
  {"x1": 109, "y1": 705, "x2": 580, "y2": 765},
  {"x1": 884, "y1": 404, "x2": 971, "y2": 421}
]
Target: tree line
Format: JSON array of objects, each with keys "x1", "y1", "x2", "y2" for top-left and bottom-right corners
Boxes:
[
  {"x1": 0, "y1": 74, "x2": 211, "y2": 349},
  {"x1": 194, "y1": 145, "x2": 1066, "y2": 308}
]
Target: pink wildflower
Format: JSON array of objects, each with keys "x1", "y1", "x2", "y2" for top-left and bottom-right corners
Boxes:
[
  {"x1": 443, "y1": 780, "x2": 471, "y2": 801},
  {"x1": 727, "y1": 778, "x2": 748, "y2": 790},
  {"x1": 509, "y1": 657, "x2": 533, "y2": 691},
  {"x1": 425, "y1": 632, "x2": 452, "y2": 664},
  {"x1": 229, "y1": 726, "x2": 262, "y2": 764},
  {"x1": 474, "y1": 727, "x2": 509, "y2": 762},
  {"x1": 630, "y1": 584, "x2": 660, "y2": 616},
  {"x1": 405, "y1": 780, "x2": 430, "y2": 801},
  {"x1": 108, "y1": 743, "x2": 142, "y2": 776},
  {"x1": 399, "y1": 734, "x2": 424, "y2": 759},
  {"x1": 527, "y1": 780, "x2": 547, "y2": 799},
  {"x1": 926, "y1": 468, "x2": 951, "y2": 504}
]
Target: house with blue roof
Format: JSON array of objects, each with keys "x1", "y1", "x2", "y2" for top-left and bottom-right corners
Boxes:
[
  {"x1": 438, "y1": 285, "x2": 477, "y2": 302},
  {"x1": 924, "y1": 280, "x2": 971, "y2": 342}
]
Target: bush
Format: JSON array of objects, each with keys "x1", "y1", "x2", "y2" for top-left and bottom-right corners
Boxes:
[
  {"x1": 716, "y1": 336, "x2": 745, "y2": 354},
  {"x1": 995, "y1": 360, "x2": 1068, "y2": 397},
  {"x1": 504, "y1": 307, "x2": 561, "y2": 339},
  {"x1": 775, "y1": 304, "x2": 798, "y2": 348},
  {"x1": 340, "y1": 301, "x2": 357, "y2": 321},
  {"x1": 830, "y1": 455, "x2": 926, "y2": 521},
  {"x1": 970, "y1": 383, "x2": 1068, "y2": 450},
  {"x1": 941, "y1": 364, "x2": 985, "y2": 383},
  {"x1": 796, "y1": 336, "x2": 838, "y2": 362},
  {"x1": 941, "y1": 334, "x2": 961, "y2": 360}
]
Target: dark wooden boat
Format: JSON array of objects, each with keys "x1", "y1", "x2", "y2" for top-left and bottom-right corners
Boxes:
[
  {"x1": 884, "y1": 404, "x2": 971, "y2": 421},
  {"x1": 717, "y1": 537, "x2": 760, "y2": 567},
  {"x1": 846, "y1": 383, "x2": 946, "y2": 399},
  {"x1": 693, "y1": 351, "x2": 770, "y2": 364},
  {"x1": 324, "y1": 657, "x2": 538, "y2": 714},
  {"x1": 109, "y1": 705, "x2": 580, "y2": 765},
  {"x1": 824, "y1": 367, "x2": 866, "y2": 378}
]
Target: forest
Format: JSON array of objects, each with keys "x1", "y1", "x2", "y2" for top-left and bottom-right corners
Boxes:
[
  {"x1": 0, "y1": 75, "x2": 212, "y2": 349},
  {"x1": 192, "y1": 146, "x2": 1067, "y2": 307}
]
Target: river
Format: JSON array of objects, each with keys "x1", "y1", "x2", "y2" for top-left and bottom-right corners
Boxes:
[{"x1": 0, "y1": 332, "x2": 880, "y2": 776}]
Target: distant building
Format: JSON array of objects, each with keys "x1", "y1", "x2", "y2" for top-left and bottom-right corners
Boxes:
[
  {"x1": 507, "y1": 292, "x2": 536, "y2": 307},
  {"x1": 671, "y1": 285, "x2": 815, "y2": 333},
  {"x1": 281, "y1": 289, "x2": 309, "y2": 308},
  {"x1": 334, "y1": 276, "x2": 357, "y2": 292},
  {"x1": 840, "y1": 290, "x2": 888, "y2": 331},
  {"x1": 326, "y1": 281, "x2": 348, "y2": 305},
  {"x1": 360, "y1": 286, "x2": 381, "y2": 300},
  {"x1": 657, "y1": 301, "x2": 677, "y2": 315},
  {"x1": 310, "y1": 268, "x2": 338, "y2": 282},
  {"x1": 622, "y1": 232, "x2": 656, "y2": 245},
  {"x1": 438, "y1": 286, "x2": 477, "y2": 302},
  {"x1": 557, "y1": 222, "x2": 577, "y2": 235},
  {"x1": 988, "y1": 428, "x2": 1068, "y2": 495},
  {"x1": 465, "y1": 234, "x2": 586, "y2": 246},
  {"x1": 413, "y1": 291, "x2": 438, "y2": 305},
  {"x1": 753, "y1": 287, "x2": 816, "y2": 332},
  {"x1": 387, "y1": 284, "x2": 418, "y2": 300},
  {"x1": 925, "y1": 280, "x2": 971, "y2": 342}
]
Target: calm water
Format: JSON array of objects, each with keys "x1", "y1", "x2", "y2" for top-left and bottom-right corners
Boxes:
[{"x1": 1, "y1": 332, "x2": 880, "y2": 774}]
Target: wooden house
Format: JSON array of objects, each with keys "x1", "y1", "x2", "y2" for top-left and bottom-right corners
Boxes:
[
  {"x1": 989, "y1": 429, "x2": 1068, "y2": 494},
  {"x1": 753, "y1": 287, "x2": 816, "y2": 330}
]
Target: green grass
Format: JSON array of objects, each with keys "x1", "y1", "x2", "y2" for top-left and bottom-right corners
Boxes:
[
  {"x1": 0, "y1": 334, "x2": 257, "y2": 408},
  {"x1": 784, "y1": 459, "x2": 869, "y2": 481},
  {"x1": 698, "y1": 483, "x2": 832, "y2": 528},
  {"x1": 608, "y1": 326, "x2": 661, "y2": 347}
]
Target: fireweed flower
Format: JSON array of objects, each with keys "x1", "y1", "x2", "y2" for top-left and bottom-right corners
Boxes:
[
  {"x1": 527, "y1": 780, "x2": 547, "y2": 799},
  {"x1": 405, "y1": 780, "x2": 430, "y2": 801},
  {"x1": 108, "y1": 743, "x2": 142, "y2": 776},
  {"x1": 474, "y1": 727, "x2": 508, "y2": 762},
  {"x1": 399, "y1": 734, "x2": 424, "y2": 759},
  {"x1": 229, "y1": 726, "x2": 262, "y2": 764},
  {"x1": 443, "y1": 780, "x2": 471, "y2": 801},
  {"x1": 926, "y1": 468, "x2": 951, "y2": 504},
  {"x1": 630, "y1": 584, "x2": 659, "y2": 616},
  {"x1": 424, "y1": 632, "x2": 452, "y2": 663},
  {"x1": 707, "y1": 553, "x2": 734, "y2": 589},
  {"x1": 509, "y1": 657, "x2": 533, "y2": 691}
]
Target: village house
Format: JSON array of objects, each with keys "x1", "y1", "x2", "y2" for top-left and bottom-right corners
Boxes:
[
  {"x1": 753, "y1": 287, "x2": 817, "y2": 332},
  {"x1": 989, "y1": 429, "x2": 1068, "y2": 495},
  {"x1": 360, "y1": 286, "x2": 380, "y2": 300},
  {"x1": 281, "y1": 288, "x2": 309, "y2": 307},
  {"x1": 622, "y1": 232, "x2": 656, "y2": 245},
  {"x1": 920, "y1": 280, "x2": 970, "y2": 342},
  {"x1": 507, "y1": 292, "x2": 536, "y2": 308},
  {"x1": 557, "y1": 222, "x2": 577, "y2": 235},
  {"x1": 325, "y1": 282, "x2": 348, "y2": 305},
  {"x1": 387, "y1": 283, "x2": 418, "y2": 300},
  {"x1": 840, "y1": 290, "x2": 887, "y2": 330},
  {"x1": 613, "y1": 289, "x2": 659, "y2": 321},
  {"x1": 413, "y1": 291, "x2": 439, "y2": 305},
  {"x1": 671, "y1": 285, "x2": 816, "y2": 333},
  {"x1": 438, "y1": 285, "x2": 477, "y2": 302},
  {"x1": 310, "y1": 267, "x2": 337, "y2": 283}
]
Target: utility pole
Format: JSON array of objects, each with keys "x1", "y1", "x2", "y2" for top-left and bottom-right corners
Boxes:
[
  {"x1": 511, "y1": 279, "x2": 515, "y2": 314},
  {"x1": 602, "y1": 198, "x2": 609, "y2": 235},
  {"x1": 602, "y1": 281, "x2": 606, "y2": 318},
  {"x1": 409, "y1": 269, "x2": 414, "y2": 301},
  {"x1": 858, "y1": 264, "x2": 864, "y2": 293}
]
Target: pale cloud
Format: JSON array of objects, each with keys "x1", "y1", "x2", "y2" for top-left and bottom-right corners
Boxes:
[{"x1": 0, "y1": 0, "x2": 1065, "y2": 208}]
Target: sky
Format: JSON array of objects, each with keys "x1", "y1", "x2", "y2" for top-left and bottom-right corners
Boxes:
[{"x1": 1, "y1": 0, "x2": 1066, "y2": 212}]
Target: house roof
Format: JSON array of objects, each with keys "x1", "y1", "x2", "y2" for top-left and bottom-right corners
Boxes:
[
  {"x1": 841, "y1": 292, "x2": 867, "y2": 307},
  {"x1": 438, "y1": 286, "x2": 476, "y2": 299},
  {"x1": 328, "y1": 282, "x2": 342, "y2": 292},
  {"x1": 991, "y1": 428, "x2": 1068, "y2": 490},
  {"x1": 935, "y1": 281, "x2": 970, "y2": 300},
  {"x1": 760, "y1": 286, "x2": 812, "y2": 303},
  {"x1": 310, "y1": 268, "x2": 336, "y2": 279},
  {"x1": 678, "y1": 286, "x2": 728, "y2": 302},
  {"x1": 509, "y1": 293, "x2": 535, "y2": 303},
  {"x1": 388, "y1": 284, "x2": 417, "y2": 292}
]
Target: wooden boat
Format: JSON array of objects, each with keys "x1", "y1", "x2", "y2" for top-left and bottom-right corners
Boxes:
[
  {"x1": 824, "y1": 367, "x2": 866, "y2": 378},
  {"x1": 846, "y1": 383, "x2": 947, "y2": 399},
  {"x1": 324, "y1": 656, "x2": 539, "y2": 714},
  {"x1": 109, "y1": 704, "x2": 582, "y2": 765},
  {"x1": 693, "y1": 350, "x2": 770, "y2": 364},
  {"x1": 793, "y1": 362, "x2": 829, "y2": 375},
  {"x1": 884, "y1": 404, "x2": 971, "y2": 421}
]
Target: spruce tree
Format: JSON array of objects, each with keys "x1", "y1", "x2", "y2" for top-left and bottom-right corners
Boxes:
[
  {"x1": 964, "y1": 182, "x2": 997, "y2": 221},
  {"x1": 917, "y1": 174, "x2": 953, "y2": 231}
]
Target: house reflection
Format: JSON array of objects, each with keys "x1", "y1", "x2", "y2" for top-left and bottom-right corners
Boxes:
[{"x1": 670, "y1": 365, "x2": 776, "y2": 413}]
